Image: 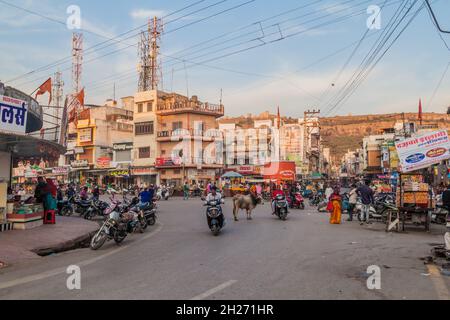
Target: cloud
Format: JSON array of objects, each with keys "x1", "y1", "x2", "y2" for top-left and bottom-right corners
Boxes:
[{"x1": 130, "y1": 9, "x2": 166, "y2": 20}]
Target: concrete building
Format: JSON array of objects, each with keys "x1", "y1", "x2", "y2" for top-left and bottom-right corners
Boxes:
[
  {"x1": 132, "y1": 90, "x2": 224, "y2": 187},
  {"x1": 66, "y1": 101, "x2": 134, "y2": 185}
]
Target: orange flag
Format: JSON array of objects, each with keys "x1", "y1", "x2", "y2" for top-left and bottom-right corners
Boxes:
[
  {"x1": 76, "y1": 88, "x2": 85, "y2": 106},
  {"x1": 35, "y1": 78, "x2": 52, "y2": 104}
]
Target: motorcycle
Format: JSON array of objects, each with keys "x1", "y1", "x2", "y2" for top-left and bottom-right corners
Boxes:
[
  {"x1": 291, "y1": 192, "x2": 305, "y2": 210},
  {"x1": 83, "y1": 198, "x2": 109, "y2": 220},
  {"x1": 90, "y1": 198, "x2": 128, "y2": 250},
  {"x1": 72, "y1": 196, "x2": 93, "y2": 217},
  {"x1": 57, "y1": 196, "x2": 75, "y2": 216},
  {"x1": 205, "y1": 199, "x2": 225, "y2": 236},
  {"x1": 432, "y1": 205, "x2": 449, "y2": 225},
  {"x1": 273, "y1": 194, "x2": 289, "y2": 221},
  {"x1": 161, "y1": 187, "x2": 170, "y2": 201}
]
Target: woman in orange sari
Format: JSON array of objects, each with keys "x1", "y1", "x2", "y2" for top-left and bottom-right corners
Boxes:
[{"x1": 328, "y1": 187, "x2": 342, "y2": 225}]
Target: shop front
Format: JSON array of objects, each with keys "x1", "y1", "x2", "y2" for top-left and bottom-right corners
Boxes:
[{"x1": 131, "y1": 167, "x2": 159, "y2": 187}]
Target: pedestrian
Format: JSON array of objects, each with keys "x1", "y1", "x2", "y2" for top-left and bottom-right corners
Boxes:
[
  {"x1": 328, "y1": 186, "x2": 342, "y2": 225},
  {"x1": 347, "y1": 184, "x2": 358, "y2": 221},
  {"x1": 325, "y1": 185, "x2": 333, "y2": 200},
  {"x1": 34, "y1": 177, "x2": 47, "y2": 204},
  {"x1": 357, "y1": 180, "x2": 374, "y2": 225},
  {"x1": 183, "y1": 181, "x2": 190, "y2": 200}
]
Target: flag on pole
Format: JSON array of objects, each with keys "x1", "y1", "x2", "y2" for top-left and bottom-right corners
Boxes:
[
  {"x1": 35, "y1": 78, "x2": 52, "y2": 104},
  {"x1": 76, "y1": 88, "x2": 85, "y2": 106},
  {"x1": 418, "y1": 98, "x2": 423, "y2": 126}
]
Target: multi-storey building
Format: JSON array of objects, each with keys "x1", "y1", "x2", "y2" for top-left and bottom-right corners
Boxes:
[
  {"x1": 132, "y1": 90, "x2": 224, "y2": 187},
  {"x1": 66, "y1": 101, "x2": 134, "y2": 185}
]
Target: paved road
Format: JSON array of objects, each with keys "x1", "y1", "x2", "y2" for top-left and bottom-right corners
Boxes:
[{"x1": 0, "y1": 198, "x2": 449, "y2": 300}]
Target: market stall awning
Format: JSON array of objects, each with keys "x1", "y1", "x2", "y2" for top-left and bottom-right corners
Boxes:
[
  {"x1": 221, "y1": 171, "x2": 243, "y2": 179},
  {"x1": 0, "y1": 131, "x2": 65, "y2": 159}
]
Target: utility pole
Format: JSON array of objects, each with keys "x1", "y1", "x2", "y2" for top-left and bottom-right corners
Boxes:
[{"x1": 402, "y1": 112, "x2": 407, "y2": 139}]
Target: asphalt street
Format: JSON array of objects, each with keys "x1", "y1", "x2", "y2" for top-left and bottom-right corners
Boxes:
[{"x1": 0, "y1": 197, "x2": 449, "y2": 300}]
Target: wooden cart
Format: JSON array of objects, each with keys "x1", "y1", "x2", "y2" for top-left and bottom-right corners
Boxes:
[{"x1": 390, "y1": 173, "x2": 432, "y2": 232}]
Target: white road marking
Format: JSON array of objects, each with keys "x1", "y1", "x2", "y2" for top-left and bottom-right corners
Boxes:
[
  {"x1": 191, "y1": 280, "x2": 237, "y2": 300},
  {"x1": 0, "y1": 223, "x2": 164, "y2": 290}
]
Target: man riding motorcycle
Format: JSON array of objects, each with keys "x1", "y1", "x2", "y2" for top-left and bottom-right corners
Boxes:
[
  {"x1": 271, "y1": 186, "x2": 288, "y2": 215},
  {"x1": 204, "y1": 186, "x2": 224, "y2": 228}
]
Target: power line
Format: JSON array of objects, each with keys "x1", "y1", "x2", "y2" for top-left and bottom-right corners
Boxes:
[
  {"x1": 428, "y1": 61, "x2": 450, "y2": 108},
  {"x1": 424, "y1": 0, "x2": 450, "y2": 33}
]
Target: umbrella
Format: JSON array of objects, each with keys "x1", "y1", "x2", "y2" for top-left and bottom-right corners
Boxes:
[{"x1": 221, "y1": 171, "x2": 243, "y2": 179}]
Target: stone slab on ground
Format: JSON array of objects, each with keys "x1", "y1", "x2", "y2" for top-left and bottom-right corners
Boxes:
[{"x1": 0, "y1": 216, "x2": 99, "y2": 266}]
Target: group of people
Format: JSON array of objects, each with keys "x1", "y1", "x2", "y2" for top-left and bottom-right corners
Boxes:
[{"x1": 326, "y1": 180, "x2": 375, "y2": 225}]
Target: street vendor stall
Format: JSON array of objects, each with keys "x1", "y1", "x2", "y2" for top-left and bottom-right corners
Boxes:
[{"x1": 395, "y1": 173, "x2": 433, "y2": 231}]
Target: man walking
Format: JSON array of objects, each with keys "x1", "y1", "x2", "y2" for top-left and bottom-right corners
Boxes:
[
  {"x1": 347, "y1": 184, "x2": 358, "y2": 221},
  {"x1": 357, "y1": 180, "x2": 374, "y2": 225}
]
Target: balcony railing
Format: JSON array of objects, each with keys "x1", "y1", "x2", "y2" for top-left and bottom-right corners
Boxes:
[
  {"x1": 156, "y1": 101, "x2": 224, "y2": 117},
  {"x1": 157, "y1": 129, "x2": 223, "y2": 139}
]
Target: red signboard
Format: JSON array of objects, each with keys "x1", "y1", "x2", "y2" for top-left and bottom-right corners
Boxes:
[
  {"x1": 156, "y1": 157, "x2": 181, "y2": 167},
  {"x1": 97, "y1": 157, "x2": 111, "y2": 168},
  {"x1": 263, "y1": 161, "x2": 296, "y2": 182}
]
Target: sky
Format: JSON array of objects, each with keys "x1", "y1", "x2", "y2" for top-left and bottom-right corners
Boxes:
[{"x1": 0, "y1": 0, "x2": 449, "y2": 118}]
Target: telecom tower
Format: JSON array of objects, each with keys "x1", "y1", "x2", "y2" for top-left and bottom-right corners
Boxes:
[
  {"x1": 71, "y1": 32, "x2": 83, "y2": 113},
  {"x1": 52, "y1": 71, "x2": 64, "y2": 140},
  {"x1": 138, "y1": 17, "x2": 163, "y2": 92}
]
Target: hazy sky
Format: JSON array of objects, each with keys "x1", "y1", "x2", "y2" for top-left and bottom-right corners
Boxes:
[{"x1": 1, "y1": 0, "x2": 449, "y2": 118}]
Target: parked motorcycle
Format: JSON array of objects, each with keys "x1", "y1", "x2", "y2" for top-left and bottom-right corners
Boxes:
[
  {"x1": 205, "y1": 199, "x2": 225, "y2": 236},
  {"x1": 57, "y1": 196, "x2": 75, "y2": 216},
  {"x1": 273, "y1": 194, "x2": 289, "y2": 221},
  {"x1": 90, "y1": 198, "x2": 128, "y2": 250},
  {"x1": 432, "y1": 205, "x2": 449, "y2": 225},
  {"x1": 72, "y1": 196, "x2": 93, "y2": 217},
  {"x1": 83, "y1": 198, "x2": 109, "y2": 220}
]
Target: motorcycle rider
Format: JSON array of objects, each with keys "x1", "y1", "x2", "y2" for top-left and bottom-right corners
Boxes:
[
  {"x1": 271, "y1": 185, "x2": 288, "y2": 215},
  {"x1": 80, "y1": 186, "x2": 89, "y2": 201},
  {"x1": 139, "y1": 187, "x2": 152, "y2": 209},
  {"x1": 92, "y1": 184, "x2": 100, "y2": 200},
  {"x1": 204, "y1": 186, "x2": 224, "y2": 227}
]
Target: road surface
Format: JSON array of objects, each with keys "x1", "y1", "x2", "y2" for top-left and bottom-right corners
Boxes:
[{"x1": 0, "y1": 197, "x2": 448, "y2": 300}]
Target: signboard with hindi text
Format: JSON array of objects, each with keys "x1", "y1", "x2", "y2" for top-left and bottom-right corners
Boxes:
[
  {"x1": 0, "y1": 95, "x2": 28, "y2": 134},
  {"x1": 395, "y1": 130, "x2": 450, "y2": 173}
]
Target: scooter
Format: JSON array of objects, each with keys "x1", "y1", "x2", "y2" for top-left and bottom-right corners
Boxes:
[
  {"x1": 291, "y1": 192, "x2": 305, "y2": 210},
  {"x1": 205, "y1": 199, "x2": 225, "y2": 236},
  {"x1": 273, "y1": 194, "x2": 289, "y2": 221}
]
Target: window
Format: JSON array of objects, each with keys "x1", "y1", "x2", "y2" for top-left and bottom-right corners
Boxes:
[
  {"x1": 147, "y1": 102, "x2": 153, "y2": 112},
  {"x1": 172, "y1": 121, "x2": 183, "y2": 131},
  {"x1": 135, "y1": 121, "x2": 154, "y2": 135},
  {"x1": 139, "y1": 147, "x2": 151, "y2": 159},
  {"x1": 161, "y1": 150, "x2": 166, "y2": 155},
  {"x1": 137, "y1": 103, "x2": 143, "y2": 113},
  {"x1": 174, "y1": 170, "x2": 181, "y2": 175}
]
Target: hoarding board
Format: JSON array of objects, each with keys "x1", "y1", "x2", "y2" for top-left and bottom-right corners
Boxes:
[
  {"x1": 395, "y1": 130, "x2": 450, "y2": 173},
  {"x1": 0, "y1": 95, "x2": 28, "y2": 134}
]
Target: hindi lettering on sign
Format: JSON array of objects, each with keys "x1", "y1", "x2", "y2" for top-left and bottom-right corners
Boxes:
[{"x1": 0, "y1": 95, "x2": 28, "y2": 134}]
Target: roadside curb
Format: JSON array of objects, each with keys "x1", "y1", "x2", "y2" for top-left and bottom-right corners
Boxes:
[{"x1": 31, "y1": 230, "x2": 98, "y2": 257}]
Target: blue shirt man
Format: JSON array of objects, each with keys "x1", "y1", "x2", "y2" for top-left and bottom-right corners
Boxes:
[{"x1": 140, "y1": 188, "x2": 152, "y2": 204}]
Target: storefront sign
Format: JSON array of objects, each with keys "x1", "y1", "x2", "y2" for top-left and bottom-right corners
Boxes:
[
  {"x1": 74, "y1": 147, "x2": 85, "y2": 154},
  {"x1": 113, "y1": 143, "x2": 133, "y2": 151},
  {"x1": 52, "y1": 167, "x2": 69, "y2": 175},
  {"x1": 0, "y1": 95, "x2": 28, "y2": 134},
  {"x1": 96, "y1": 157, "x2": 111, "y2": 168},
  {"x1": 395, "y1": 130, "x2": 450, "y2": 173},
  {"x1": 71, "y1": 159, "x2": 89, "y2": 168},
  {"x1": 131, "y1": 167, "x2": 157, "y2": 176},
  {"x1": 156, "y1": 157, "x2": 181, "y2": 167},
  {"x1": 110, "y1": 170, "x2": 130, "y2": 177},
  {"x1": 78, "y1": 128, "x2": 93, "y2": 143}
]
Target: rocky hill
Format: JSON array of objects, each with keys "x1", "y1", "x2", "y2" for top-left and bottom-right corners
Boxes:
[{"x1": 321, "y1": 113, "x2": 450, "y2": 161}]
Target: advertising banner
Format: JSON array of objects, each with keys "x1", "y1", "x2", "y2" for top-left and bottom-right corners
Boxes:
[
  {"x1": 0, "y1": 95, "x2": 28, "y2": 134},
  {"x1": 395, "y1": 130, "x2": 450, "y2": 173}
]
